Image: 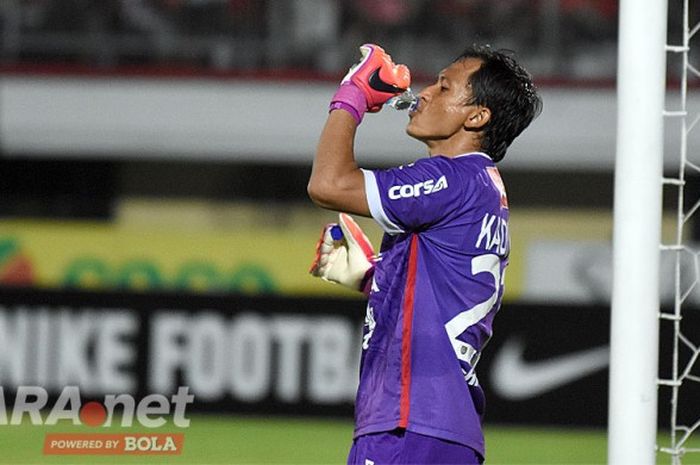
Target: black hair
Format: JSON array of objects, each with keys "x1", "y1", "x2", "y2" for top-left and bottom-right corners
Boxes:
[{"x1": 455, "y1": 45, "x2": 542, "y2": 162}]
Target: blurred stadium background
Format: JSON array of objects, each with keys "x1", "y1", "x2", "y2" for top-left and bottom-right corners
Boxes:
[{"x1": 1, "y1": 0, "x2": 700, "y2": 463}]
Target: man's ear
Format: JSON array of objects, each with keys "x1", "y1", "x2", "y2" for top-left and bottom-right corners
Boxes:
[{"x1": 464, "y1": 106, "x2": 491, "y2": 130}]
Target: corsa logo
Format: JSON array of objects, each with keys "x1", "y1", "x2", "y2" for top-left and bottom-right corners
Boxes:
[{"x1": 388, "y1": 176, "x2": 448, "y2": 200}]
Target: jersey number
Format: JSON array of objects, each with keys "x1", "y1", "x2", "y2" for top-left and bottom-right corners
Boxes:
[{"x1": 444, "y1": 254, "x2": 504, "y2": 373}]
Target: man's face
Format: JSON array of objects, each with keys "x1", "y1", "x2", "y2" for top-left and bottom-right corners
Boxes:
[{"x1": 405, "y1": 57, "x2": 484, "y2": 142}]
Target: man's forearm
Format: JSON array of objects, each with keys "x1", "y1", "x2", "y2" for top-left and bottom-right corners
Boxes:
[
  {"x1": 307, "y1": 110, "x2": 370, "y2": 216},
  {"x1": 308, "y1": 44, "x2": 409, "y2": 216}
]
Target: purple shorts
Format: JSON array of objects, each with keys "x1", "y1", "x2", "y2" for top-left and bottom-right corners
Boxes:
[{"x1": 347, "y1": 429, "x2": 484, "y2": 465}]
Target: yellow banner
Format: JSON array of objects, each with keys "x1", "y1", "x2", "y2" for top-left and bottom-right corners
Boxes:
[
  {"x1": 2, "y1": 209, "x2": 655, "y2": 300},
  {"x1": 0, "y1": 220, "x2": 361, "y2": 297}
]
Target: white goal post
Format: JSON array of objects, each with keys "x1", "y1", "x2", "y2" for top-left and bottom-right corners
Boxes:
[{"x1": 608, "y1": 0, "x2": 668, "y2": 464}]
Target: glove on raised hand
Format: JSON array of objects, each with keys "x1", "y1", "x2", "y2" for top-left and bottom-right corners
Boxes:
[
  {"x1": 329, "y1": 44, "x2": 411, "y2": 124},
  {"x1": 309, "y1": 213, "x2": 376, "y2": 295}
]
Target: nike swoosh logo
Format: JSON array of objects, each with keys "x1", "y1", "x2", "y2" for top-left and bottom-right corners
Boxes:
[
  {"x1": 368, "y1": 68, "x2": 404, "y2": 94},
  {"x1": 491, "y1": 337, "x2": 610, "y2": 400}
]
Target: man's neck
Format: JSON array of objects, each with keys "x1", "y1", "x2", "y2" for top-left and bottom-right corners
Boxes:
[
  {"x1": 426, "y1": 141, "x2": 482, "y2": 158},
  {"x1": 424, "y1": 131, "x2": 482, "y2": 158}
]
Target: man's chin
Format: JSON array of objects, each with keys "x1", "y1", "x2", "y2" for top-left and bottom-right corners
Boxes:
[
  {"x1": 405, "y1": 125, "x2": 439, "y2": 143},
  {"x1": 405, "y1": 124, "x2": 426, "y2": 141}
]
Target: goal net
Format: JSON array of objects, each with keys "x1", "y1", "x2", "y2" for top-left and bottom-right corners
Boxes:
[{"x1": 658, "y1": 1, "x2": 700, "y2": 463}]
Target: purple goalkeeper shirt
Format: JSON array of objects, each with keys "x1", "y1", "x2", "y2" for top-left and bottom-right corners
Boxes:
[{"x1": 357, "y1": 152, "x2": 509, "y2": 457}]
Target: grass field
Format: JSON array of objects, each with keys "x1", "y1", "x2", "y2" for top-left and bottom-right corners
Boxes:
[{"x1": 0, "y1": 415, "x2": 698, "y2": 464}]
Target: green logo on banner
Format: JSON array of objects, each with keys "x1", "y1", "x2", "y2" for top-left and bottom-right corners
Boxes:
[
  {"x1": 63, "y1": 258, "x2": 276, "y2": 294},
  {"x1": 0, "y1": 237, "x2": 35, "y2": 286}
]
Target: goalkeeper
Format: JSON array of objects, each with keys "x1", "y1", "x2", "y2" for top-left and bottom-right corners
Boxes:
[{"x1": 308, "y1": 43, "x2": 541, "y2": 465}]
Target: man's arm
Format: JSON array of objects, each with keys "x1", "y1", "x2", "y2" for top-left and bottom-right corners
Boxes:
[
  {"x1": 307, "y1": 44, "x2": 410, "y2": 216},
  {"x1": 307, "y1": 110, "x2": 369, "y2": 216}
]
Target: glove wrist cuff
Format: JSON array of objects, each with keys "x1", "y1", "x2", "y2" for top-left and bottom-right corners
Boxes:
[
  {"x1": 360, "y1": 266, "x2": 375, "y2": 296},
  {"x1": 330, "y1": 84, "x2": 367, "y2": 124}
]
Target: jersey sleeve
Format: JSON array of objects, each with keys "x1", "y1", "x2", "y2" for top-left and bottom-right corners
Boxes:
[{"x1": 362, "y1": 156, "x2": 472, "y2": 234}]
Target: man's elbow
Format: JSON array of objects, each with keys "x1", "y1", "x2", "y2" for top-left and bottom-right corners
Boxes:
[{"x1": 307, "y1": 178, "x2": 334, "y2": 208}]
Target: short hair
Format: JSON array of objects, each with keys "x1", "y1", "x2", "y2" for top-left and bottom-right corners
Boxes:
[{"x1": 455, "y1": 45, "x2": 542, "y2": 162}]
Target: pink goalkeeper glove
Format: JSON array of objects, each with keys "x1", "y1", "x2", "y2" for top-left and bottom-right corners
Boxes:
[
  {"x1": 330, "y1": 44, "x2": 411, "y2": 124},
  {"x1": 309, "y1": 213, "x2": 376, "y2": 296}
]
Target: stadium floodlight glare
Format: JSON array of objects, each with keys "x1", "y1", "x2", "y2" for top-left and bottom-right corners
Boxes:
[{"x1": 608, "y1": 0, "x2": 668, "y2": 464}]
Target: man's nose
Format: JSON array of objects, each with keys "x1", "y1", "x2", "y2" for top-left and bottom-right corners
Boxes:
[{"x1": 418, "y1": 87, "x2": 431, "y2": 103}]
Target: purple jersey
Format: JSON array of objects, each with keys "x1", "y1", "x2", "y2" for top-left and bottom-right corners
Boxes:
[{"x1": 356, "y1": 152, "x2": 509, "y2": 457}]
